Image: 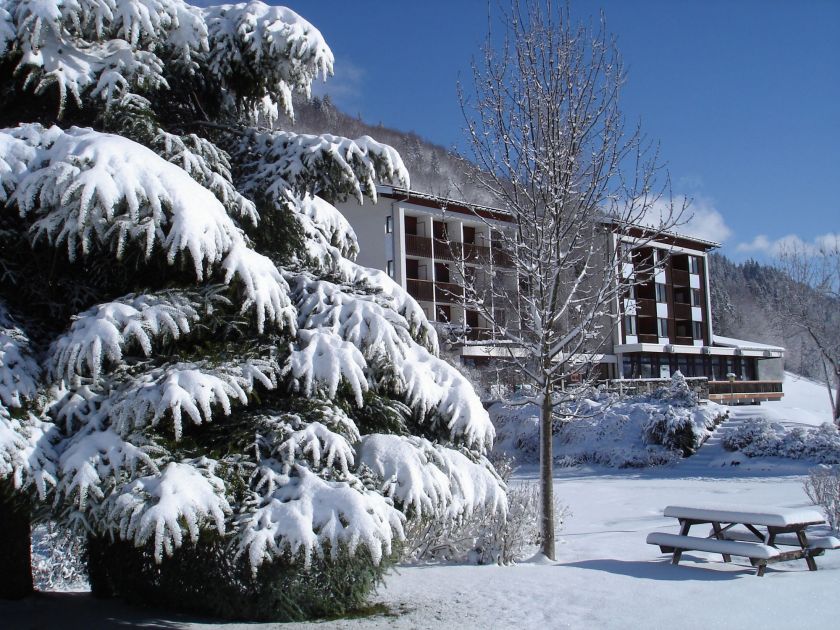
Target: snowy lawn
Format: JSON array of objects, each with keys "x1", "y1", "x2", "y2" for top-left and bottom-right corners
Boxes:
[{"x1": 4, "y1": 373, "x2": 838, "y2": 629}]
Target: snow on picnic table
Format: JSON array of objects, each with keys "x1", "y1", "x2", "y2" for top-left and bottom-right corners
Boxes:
[{"x1": 2, "y1": 372, "x2": 837, "y2": 629}]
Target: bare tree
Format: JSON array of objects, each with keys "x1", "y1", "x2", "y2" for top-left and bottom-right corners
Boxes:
[
  {"x1": 458, "y1": 0, "x2": 682, "y2": 559},
  {"x1": 771, "y1": 237, "x2": 840, "y2": 424}
]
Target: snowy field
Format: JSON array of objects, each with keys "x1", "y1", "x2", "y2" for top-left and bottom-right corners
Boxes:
[{"x1": 3, "y1": 373, "x2": 838, "y2": 629}]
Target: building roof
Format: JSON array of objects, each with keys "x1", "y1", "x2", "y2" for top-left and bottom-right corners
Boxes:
[
  {"x1": 712, "y1": 335, "x2": 785, "y2": 353},
  {"x1": 378, "y1": 186, "x2": 514, "y2": 223},
  {"x1": 380, "y1": 186, "x2": 721, "y2": 250}
]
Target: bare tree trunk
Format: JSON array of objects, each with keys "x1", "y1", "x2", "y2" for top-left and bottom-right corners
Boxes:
[
  {"x1": 833, "y1": 371, "x2": 840, "y2": 427},
  {"x1": 0, "y1": 498, "x2": 33, "y2": 600},
  {"x1": 540, "y1": 385, "x2": 555, "y2": 560}
]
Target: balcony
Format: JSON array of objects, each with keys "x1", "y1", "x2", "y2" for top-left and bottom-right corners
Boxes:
[
  {"x1": 674, "y1": 336, "x2": 694, "y2": 346},
  {"x1": 672, "y1": 302, "x2": 692, "y2": 320},
  {"x1": 405, "y1": 279, "x2": 464, "y2": 303},
  {"x1": 405, "y1": 234, "x2": 432, "y2": 258},
  {"x1": 671, "y1": 268, "x2": 690, "y2": 287},
  {"x1": 462, "y1": 242, "x2": 513, "y2": 268},
  {"x1": 708, "y1": 380, "x2": 784, "y2": 404},
  {"x1": 433, "y1": 238, "x2": 460, "y2": 261},
  {"x1": 406, "y1": 278, "x2": 434, "y2": 301},
  {"x1": 435, "y1": 281, "x2": 464, "y2": 303},
  {"x1": 464, "y1": 327, "x2": 495, "y2": 341},
  {"x1": 634, "y1": 298, "x2": 657, "y2": 318}
]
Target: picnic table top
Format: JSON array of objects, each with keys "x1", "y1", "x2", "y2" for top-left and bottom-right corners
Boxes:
[{"x1": 663, "y1": 504, "x2": 825, "y2": 528}]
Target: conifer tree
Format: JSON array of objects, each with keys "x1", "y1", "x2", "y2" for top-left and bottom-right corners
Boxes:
[{"x1": 0, "y1": 1, "x2": 504, "y2": 616}]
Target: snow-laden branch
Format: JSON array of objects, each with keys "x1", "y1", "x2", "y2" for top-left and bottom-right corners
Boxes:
[
  {"x1": 110, "y1": 459, "x2": 230, "y2": 563},
  {"x1": 0, "y1": 409, "x2": 57, "y2": 498},
  {"x1": 2, "y1": 124, "x2": 296, "y2": 332},
  {"x1": 282, "y1": 328, "x2": 369, "y2": 407},
  {"x1": 292, "y1": 275, "x2": 413, "y2": 367},
  {"x1": 288, "y1": 274, "x2": 493, "y2": 449},
  {"x1": 221, "y1": 242, "x2": 296, "y2": 332},
  {"x1": 108, "y1": 359, "x2": 279, "y2": 440},
  {"x1": 3, "y1": 1, "x2": 332, "y2": 120},
  {"x1": 237, "y1": 129, "x2": 409, "y2": 206},
  {"x1": 9, "y1": 0, "x2": 172, "y2": 113},
  {"x1": 237, "y1": 464, "x2": 403, "y2": 573},
  {"x1": 10, "y1": 125, "x2": 240, "y2": 274},
  {"x1": 56, "y1": 426, "x2": 158, "y2": 510},
  {"x1": 154, "y1": 129, "x2": 258, "y2": 226},
  {"x1": 204, "y1": 1, "x2": 333, "y2": 120},
  {"x1": 335, "y1": 261, "x2": 438, "y2": 355},
  {"x1": 0, "y1": 302, "x2": 40, "y2": 408},
  {"x1": 357, "y1": 434, "x2": 506, "y2": 520},
  {"x1": 401, "y1": 345, "x2": 495, "y2": 451},
  {"x1": 270, "y1": 420, "x2": 356, "y2": 476},
  {"x1": 50, "y1": 291, "x2": 203, "y2": 387}
]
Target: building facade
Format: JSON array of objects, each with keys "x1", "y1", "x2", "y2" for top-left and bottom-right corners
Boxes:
[
  {"x1": 339, "y1": 187, "x2": 784, "y2": 403},
  {"x1": 339, "y1": 186, "x2": 518, "y2": 363}
]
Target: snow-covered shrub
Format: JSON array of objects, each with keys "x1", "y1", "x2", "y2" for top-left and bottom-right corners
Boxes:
[
  {"x1": 804, "y1": 466, "x2": 840, "y2": 533},
  {"x1": 665, "y1": 371, "x2": 699, "y2": 407},
  {"x1": 492, "y1": 391, "x2": 726, "y2": 468},
  {"x1": 404, "y1": 457, "x2": 566, "y2": 565},
  {"x1": 0, "y1": 0, "x2": 504, "y2": 616},
  {"x1": 31, "y1": 523, "x2": 88, "y2": 592},
  {"x1": 722, "y1": 419, "x2": 840, "y2": 463}
]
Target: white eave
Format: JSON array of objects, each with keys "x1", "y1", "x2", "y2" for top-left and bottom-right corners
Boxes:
[
  {"x1": 615, "y1": 340, "x2": 784, "y2": 359},
  {"x1": 712, "y1": 335, "x2": 785, "y2": 357}
]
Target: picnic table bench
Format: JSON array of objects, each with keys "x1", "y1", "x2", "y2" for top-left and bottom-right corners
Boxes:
[{"x1": 647, "y1": 504, "x2": 840, "y2": 576}]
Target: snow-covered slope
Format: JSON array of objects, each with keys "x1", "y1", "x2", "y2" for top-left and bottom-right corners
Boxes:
[{"x1": 763, "y1": 371, "x2": 836, "y2": 427}]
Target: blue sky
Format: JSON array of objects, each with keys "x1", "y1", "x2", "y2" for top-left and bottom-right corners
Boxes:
[{"x1": 284, "y1": 1, "x2": 838, "y2": 260}]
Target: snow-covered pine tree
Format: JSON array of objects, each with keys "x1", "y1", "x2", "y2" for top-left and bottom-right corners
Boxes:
[{"x1": 0, "y1": 1, "x2": 504, "y2": 617}]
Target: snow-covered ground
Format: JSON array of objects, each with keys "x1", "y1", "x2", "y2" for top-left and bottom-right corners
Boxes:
[{"x1": 3, "y1": 373, "x2": 838, "y2": 629}]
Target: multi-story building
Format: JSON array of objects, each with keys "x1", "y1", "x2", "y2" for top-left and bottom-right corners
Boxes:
[
  {"x1": 609, "y1": 226, "x2": 784, "y2": 403},
  {"x1": 338, "y1": 186, "x2": 784, "y2": 403}
]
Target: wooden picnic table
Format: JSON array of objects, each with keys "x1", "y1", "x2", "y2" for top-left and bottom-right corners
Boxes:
[{"x1": 647, "y1": 504, "x2": 839, "y2": 576}]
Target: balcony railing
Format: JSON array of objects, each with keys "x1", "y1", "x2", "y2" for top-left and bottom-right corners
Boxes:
[
  {"x1": 708, "y1": 380, "x2": 784, "y2": 404},
  {"x1": 405, "y1": 279, "x2": 464, "y2": 304},
  {"x1": 405, "y1": 235, "x2": 514, "y2": 268},
  {"x1": 433, "y1": 238, "x2": 459, "y2": 261},
  {"x1": 406, "y1": 278, "x2": 434, "y2": 301},
  {"x1": 463, "y1": 242, "x2": 513, "y2": 267},
  {"x1": 464, "y1": 327, "x2": 494, "y2": 341},
  {"x1": 405, "y1": 234, "x2": 432, "y2": 258},
  {"x1": 671, "y1": 268, "x2": 690, "y2": 287},
  {"x1": 634, "y1": 298, "x2": 657, "y2": 318},
  {"x1": 435, "y1": 281, "x2": 464, "y2": 303},
  {"x1": 672, "y1": 302, "x2": 692, "y2": 320}
]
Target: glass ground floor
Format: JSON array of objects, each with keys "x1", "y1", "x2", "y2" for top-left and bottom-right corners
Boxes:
[{"x1": 621, "y1": 352, "x2": 757, "y2": 381}]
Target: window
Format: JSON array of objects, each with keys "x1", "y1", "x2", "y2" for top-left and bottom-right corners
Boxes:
[
  {"x1": 657, "y1": 317, "x2": 668, "y2": 338},
  {"x1": 385, "y1": 215, "x2": 393, "y2": 234},
  {"x1": 386, "y1": 260, "x2": 394, "y2": 278},
  {"x1": 688, "y1": 256, "x2": 700, "y2": 274},
  {"x1": 624, "y1": 315, "x2": 637, "y2": 336},
  {"x1": 690, "y1": 288, "x2": 701, "y2": 307},
  {"x1": 693, "y1": 321, "x2": 703, "y2": 340},
  {"x1": 655, "y1": 283, "x2": 667, "y2": 303}
]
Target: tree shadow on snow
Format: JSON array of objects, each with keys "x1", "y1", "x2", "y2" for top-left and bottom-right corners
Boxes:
[
  {"x1": 561, "y1": 557, "x2": 758, "y2": 581},
  {"x1": 0, "y1": 591, "x2": 211, "y2": 629}
]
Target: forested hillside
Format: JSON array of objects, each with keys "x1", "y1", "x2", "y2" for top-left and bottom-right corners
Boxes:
[
  {"x1": 289, "y1": 96, "x2": 495, "y2": 205},
  {"x1": 710, "y1": 253, "x2": 837, "y2": 383}
]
